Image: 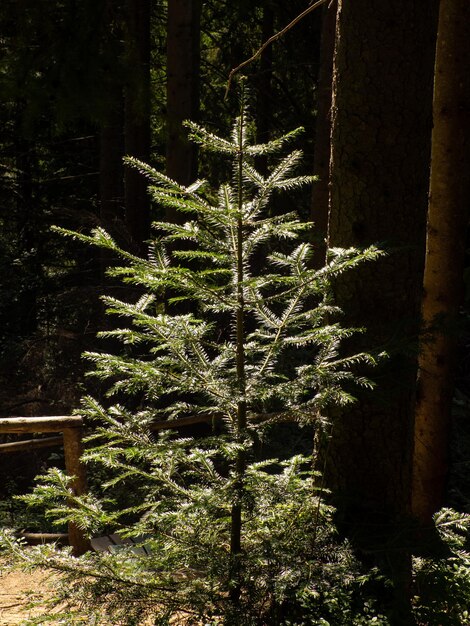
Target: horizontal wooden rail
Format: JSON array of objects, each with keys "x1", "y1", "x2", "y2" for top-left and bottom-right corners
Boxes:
[
  {"x1": 0, "y1": 411, "x2": 299, "y2": 555},
  {"x1": 147, "y1": 411, "x2": 296, "y2": 431},
  {"x1": 148, "y1": 414, "x2": 214, "y2": 431},
  {"x1": 0, "y1": 416, "x2": 83, "y2": 433},
  {"x1": 0, "y1": 435, "x2": 64, "y2": 453},
  {"x1": 17, "y1": 532, "x2": 69, "y2": 545}
]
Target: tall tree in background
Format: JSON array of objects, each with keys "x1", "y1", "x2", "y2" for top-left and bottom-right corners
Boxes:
[
  {"x1": 14, "y1": 114, "x2": 39, "y2": 337},
  {"x1": 310, "y1": 2, "x2": 336, "y2": 268},
  {"x1": 412, "y1": 0, "x2": 470, "y2": 526},
  {"x1": 324, "y1": 0, "x2": 439, "y2": 620},
  {"x1": 166, "y1": 0, "x2": 201, "y2": 216},
  {"x1": 97, "y1": 2, "x2": 126, "y2": 278},
  {"x1": 0, "y1": 0, "x2": 104, "y2": 420},
  {"x1": 124, "y1": 0, "x2": 151, "y2": 252},
  {"x1": 255, "y1": 1, "x2": 273, "y2": 178},
  {"x1": 99, "y1": 98, "x2": 125, "y2": 276},
  {"x1": 0, "y1": 0, "x2": 322, "y2": 416}
]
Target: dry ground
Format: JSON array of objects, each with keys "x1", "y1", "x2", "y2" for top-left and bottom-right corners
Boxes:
[
  {"x1": 0, "y1": 560, "x2": 185, "y2": 625},
  {"x1": 0, "y1": 563, "x2": 59, "y2": 625}
]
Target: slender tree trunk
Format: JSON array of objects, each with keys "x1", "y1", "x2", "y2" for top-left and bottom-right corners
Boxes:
[
  {"x1": 99, "y1": 98, "x2": 125, "y2": 280},
  {"x1": 255, "y1": 3, "x2": 273, "y2": 178},
  {"x1": 412, "y1": 0, "x2": 470, "y2": 525},
  {"x1": 100, "y1": 105, "x2": 124, "y2": 233},
  {"x1": 124, "y1": 0, "x2": 151, "y2": 254},
  {"x1": 230, "y1": 105, "x2": 247, "y2": 611},
  {"x1": 166, "y1": 0, "x2": 201, "y2": 217},
  {"x1": 15, "y1": 121, "x2": 38, "y2": 336},
  {"x1": 325, "y1": 1, "x2": 439, "y2": 621},
  {"x1": 310, "y1": 2, "x2": 336, "y2": 268}
]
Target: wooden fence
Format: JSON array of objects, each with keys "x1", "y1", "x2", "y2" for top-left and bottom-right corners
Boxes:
[
  {"x1": 0, "y1": 411, "x2": 286, "y2": 555},
  {"x1": 0, "y1": 413, "x2": 217, "y2": 555},
  {"x1": 0, "y1": 416, "x2": 89, "y2": 555}
]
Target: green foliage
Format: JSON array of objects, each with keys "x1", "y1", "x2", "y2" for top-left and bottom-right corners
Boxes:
[
  {"x1": 1, "y1": 103, "x2": 383, "y2": 625},
  {"x1": 413, "y1": 509, "x2": 470, "y2": 626},
  {"x1": 0, "y1": 460, "x2": 390, "y2": 626}
]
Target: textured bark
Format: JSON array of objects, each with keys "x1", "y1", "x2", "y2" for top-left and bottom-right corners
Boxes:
[
  {"x1": 412, "y1": 0, "x2": 470, "y2": 525},
  {"x1": 310, "y1": 3, "x2": 336, "y2": 268},
  {"x1": 166, "y1": 0, "x2": 201, "y2": 213},
  {"x1": 325, "y1": 5, "x2": 439, "y2": 620},
  {"x1": 124, "y1": 0, "x2": 151, "y2": 253},
  {"x1": 326, "y1": 0, "x2": 438, "y2": 527}
]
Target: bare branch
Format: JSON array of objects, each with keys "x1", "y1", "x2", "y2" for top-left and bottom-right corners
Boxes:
[{"x1": 225, "y1": 0, "x2": 329, "y2": 99}]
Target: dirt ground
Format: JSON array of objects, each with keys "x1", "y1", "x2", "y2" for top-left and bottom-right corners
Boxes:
[
  {"x1": 0, "y1": 564, "x2": 58, "y2": 625},
  {"x1": 0, "y1": 562, "x2": 182, "y2": 625}
]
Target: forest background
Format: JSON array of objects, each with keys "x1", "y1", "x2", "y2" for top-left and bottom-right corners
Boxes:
[
  {"x1": 1, "y1": 0, "x2": 470, "y2": 624},
  {"x1": 0, "y1": 0, "x2": 324, "y2": 502}
]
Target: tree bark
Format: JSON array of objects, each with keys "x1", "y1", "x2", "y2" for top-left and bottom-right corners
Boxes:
[
  {"x1": 412, "y1": 0, "x2": 470, "y2": 525},
  {"x1": 166, "y1": 0, "x2": 201, "y2": 214},
  {"x1": 325, "y1": 0, "x2": 439, "y2": 621},
  {"x1": 326, "y1": 0, "x2": 438, "y2": 523}
]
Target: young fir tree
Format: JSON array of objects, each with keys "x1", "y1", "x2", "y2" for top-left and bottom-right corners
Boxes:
[{"x1": 0, "y1": 95, "x2": 384, "y2": 625}]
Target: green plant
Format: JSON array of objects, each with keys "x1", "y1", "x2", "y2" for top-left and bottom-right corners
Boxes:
[
  {"x1": 0, "y1": 93, "x2": 382, "y2": 625},
  {"x1": 413, "y1": 508, "x2": 470, "y2": 626}
]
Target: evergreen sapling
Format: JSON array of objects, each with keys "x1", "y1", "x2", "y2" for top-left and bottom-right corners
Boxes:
[{"x1": 0, "y1": 97, "x2": 384, "y2": 625}]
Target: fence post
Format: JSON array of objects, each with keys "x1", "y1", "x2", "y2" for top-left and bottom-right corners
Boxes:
[{"x1": 62, "y1": 424, "x2": 90, "y2": 555}]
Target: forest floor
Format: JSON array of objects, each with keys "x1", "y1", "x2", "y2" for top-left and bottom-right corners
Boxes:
[
  {"x1": 0, "y1": 562, "x2": 60, "y2": 625},
  {"x1": 0, "y1": 559, "x2": 182, "y2": 625}
]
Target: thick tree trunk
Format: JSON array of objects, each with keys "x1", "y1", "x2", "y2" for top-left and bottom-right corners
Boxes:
[
  {"x1": 412, "y1": 0, "x2": 470, "y2": 525},
  {"x1": 325, "y1": 0, "x2": 439, "y2": 621},
  {"x1": 124, "y1": 0, "x2": 151, "y2": 254},
  {"x1": 326, "y1": 0, "x2": 438, "y2": 523},
  {"x1": 310, "y1": 2, "x2": 336, "y2": 268},
  {"x1": 166, "y1": 0, "x2": 201, "y2": 214}
]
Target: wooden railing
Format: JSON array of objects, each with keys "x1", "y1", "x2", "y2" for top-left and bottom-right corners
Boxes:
[
  {"x1": 0, "y1": 416, "x2": 89, "y2": 555},
  {"x1": 0, "y1": 411, "x2": 289, "y2": 556},
  {"x1": 0, "y1": 413, "x2": 217, "y2": 556}
]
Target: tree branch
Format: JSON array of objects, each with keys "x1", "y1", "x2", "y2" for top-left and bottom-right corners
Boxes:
[{"x1": 225, "y1": 0, "x2": 329, "y2": 98}]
